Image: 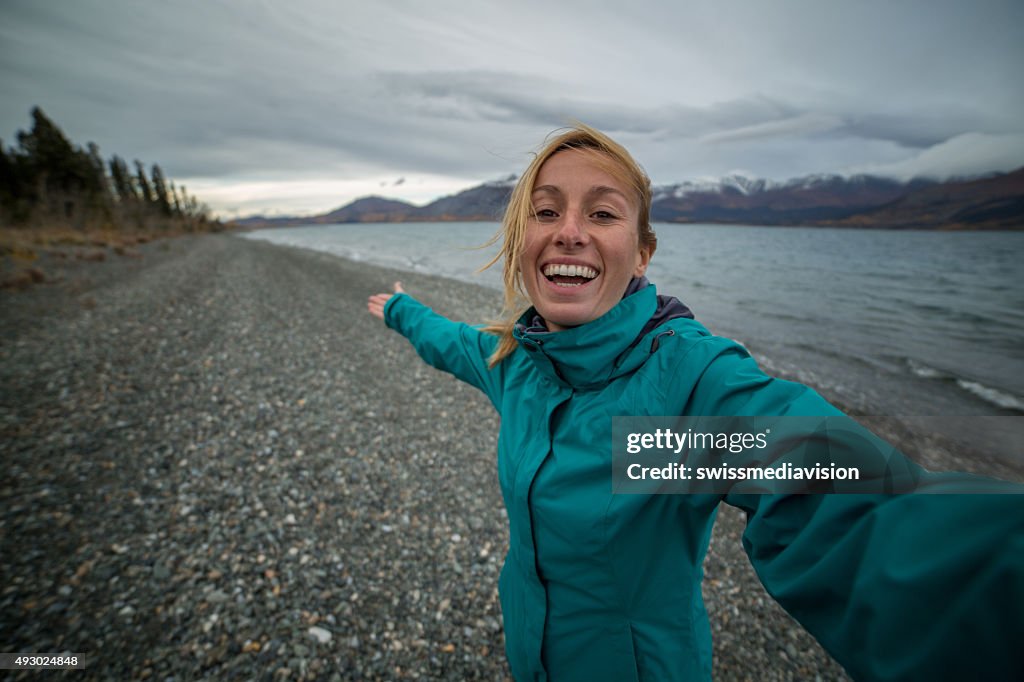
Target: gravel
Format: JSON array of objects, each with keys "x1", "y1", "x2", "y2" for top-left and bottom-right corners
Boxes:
[{"x1": 2, "y1": 230, "x2": 943, "y2": 680}]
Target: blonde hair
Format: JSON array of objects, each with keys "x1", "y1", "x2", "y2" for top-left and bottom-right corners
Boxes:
[{"x1": 480, "y1": 123, "x2": 657, "y2": 367}]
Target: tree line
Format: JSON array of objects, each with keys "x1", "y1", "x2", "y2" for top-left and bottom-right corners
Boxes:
[{"x1": 0, "y1": 107, "x2": 215, "y2": 232}]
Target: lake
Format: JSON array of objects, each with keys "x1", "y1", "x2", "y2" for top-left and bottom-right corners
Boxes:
[{"x1": 242, "y1": 222, "x2": 1024, "y2": 422}]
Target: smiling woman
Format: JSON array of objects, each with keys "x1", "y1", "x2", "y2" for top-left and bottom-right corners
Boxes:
[
  {"x1": 476, "y1": 128, "x2": 660, "y2": 363},
  {"x1": 366, "y1": 124, "x2": 1024, "y2": 682},
  {"x1": 518, "y1": 150, "x2": 651, "y2": 331}
]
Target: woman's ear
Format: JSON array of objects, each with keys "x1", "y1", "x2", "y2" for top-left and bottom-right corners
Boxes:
[{"x1": 634, "y1": 246, "x2": 652, "y2": 277}]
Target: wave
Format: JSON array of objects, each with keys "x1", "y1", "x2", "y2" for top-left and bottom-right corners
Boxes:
[
  {"x1": 906, "y1": 359, "x2": 945, "y2": 380},
  {"x1": 956, "y1": 380, "x2": 1024, "y2": 412},
  {"x1": 906, "y1": 359, "x2": 1024, "y2": 412}
]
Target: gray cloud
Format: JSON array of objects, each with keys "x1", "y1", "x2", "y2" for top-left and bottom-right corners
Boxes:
[{"x1": 2, "y1": 0, "x2": 1022, "y2": 217}]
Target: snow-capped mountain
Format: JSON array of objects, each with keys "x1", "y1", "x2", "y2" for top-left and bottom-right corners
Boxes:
[{"x1": 235, "y1": 168, "x2": 1024, "y2": 230}]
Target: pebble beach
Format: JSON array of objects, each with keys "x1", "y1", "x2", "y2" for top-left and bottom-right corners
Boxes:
[{"x1": 6, "y1": 231, "x2": 1011, "y2": 681}]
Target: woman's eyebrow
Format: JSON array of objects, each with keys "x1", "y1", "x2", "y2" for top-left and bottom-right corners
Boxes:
[
  {"x1": 531, "y1": 185, "x2": 627, "y2": 201},
  {"x1": 587, "y1": 185, "x2": 629, "y2": 201},
  {"x1": 531, "y1": 185, "x2": 561, "y2": 197}
]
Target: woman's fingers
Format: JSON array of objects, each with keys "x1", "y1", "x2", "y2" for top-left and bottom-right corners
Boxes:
[
  {"x1": 367, "y1": 283, "x2": 406, "y2": 320},
  {"x1": 367, "y1": 292, "x2": 391, "y2": 320}
]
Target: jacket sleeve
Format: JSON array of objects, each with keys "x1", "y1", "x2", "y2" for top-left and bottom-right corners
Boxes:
[
  {"x1": 383, "y1": 292, "x2": 504, "y2": 409},
  {"x1": 689, "y1": 344, "x2": 1024, "y2": 681}
]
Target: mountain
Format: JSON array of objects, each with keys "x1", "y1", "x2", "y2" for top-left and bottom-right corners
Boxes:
[
  {"x1": 414, "y1": 175, "x2": 516, "y2": 221},
  {"x1": 824, "y1": 168, "x2": 1024, "y2": 230},
  {"x1": 320, "y1": 196, "x2": 418, "y2": 223},
  {"x1": 651, "y1": 170, "x2": 1024, "y2": 229},
  {"x1": 234, "y1": 176, "x2": 515, "y2": 228},
  {"x1": 234, "y1": 169, "x2": 1024, "y2": 230},
  {"x1": 650, "y1": 173, "x2": 942, "y2": 225},
  {"x1": 235, "y1": 196, "x2": 418, "y2": 227}
]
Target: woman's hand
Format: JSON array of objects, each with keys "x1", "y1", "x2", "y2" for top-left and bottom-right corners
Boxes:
[{"x1": 367, "y1": 281, "x2": 405, "y2": 320}]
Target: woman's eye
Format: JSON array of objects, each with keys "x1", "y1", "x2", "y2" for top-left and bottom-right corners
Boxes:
[
  {"x1": 534, "y1": 208, "x2": 558, "y2": 220},
  {"x1": 592, "y1": 210, "x2": 618, "y2": 221}
]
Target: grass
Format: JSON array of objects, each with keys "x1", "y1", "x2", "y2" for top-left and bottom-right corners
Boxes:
[{"x1": 0, "y1": 224, "x2": 225, "y2": 290}]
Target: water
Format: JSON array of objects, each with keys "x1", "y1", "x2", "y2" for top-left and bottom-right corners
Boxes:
[{"x1": 242, "y1": 222, "x2": 1024, "y2": 419}]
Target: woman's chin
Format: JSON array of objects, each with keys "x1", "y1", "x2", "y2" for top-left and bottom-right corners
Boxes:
[{"x1": 536, "y1": 303, "x2": 600, "y2": 331}]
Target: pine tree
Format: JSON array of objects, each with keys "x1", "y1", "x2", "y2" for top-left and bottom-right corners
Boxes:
[
  {"x1": 108, "y1": 155, "x2": 137, "y2": 203},
  {"x1": 84, "y1": 142, "x2": 114, "y2": 224},
  {"x1": 169, "y1": 180, "x2": 182, "y2": 215},
  {"x1": 178, "y1": 184, "x2": 191, "y2": 217},
  {"x1": 134, "y1": 160, "x2": 154, "y2": 205},
  {"x1": 151, "y1": 163, "x2": 173, "y2": 216},
  {"x1": 16, "y1": 106, "x2": 81, "y2": 222},
  {"x1": 0, "y1": 107, "x2": 217, "y2": 232},
  {"x1": 16, "y1": 107, "x2": 76, "y2": 181},
  {"x1": 0, "y1": 141, "x2": 13, "y2": 222},
  {"x1": 0, "y1": 139, "x2": 33, "y2": 223}
]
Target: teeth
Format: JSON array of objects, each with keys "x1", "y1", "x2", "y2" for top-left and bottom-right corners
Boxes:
[{"x1": 542, "y1": 264, "x2": 598, "y2": 279}]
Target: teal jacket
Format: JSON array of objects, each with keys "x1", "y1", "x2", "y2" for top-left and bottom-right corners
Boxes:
[{"x1": 383, "y1": 283, "x2": 1024, "y2": 681}]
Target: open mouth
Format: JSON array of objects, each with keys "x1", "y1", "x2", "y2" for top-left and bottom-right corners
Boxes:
[{"x1": 542, "y1": 263, "x2": 599, "y2": 288}]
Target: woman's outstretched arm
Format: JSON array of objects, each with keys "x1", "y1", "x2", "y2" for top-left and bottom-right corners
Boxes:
[
  {"x1": 367, "y1": 282, "x2": 504, "y2": 409},
  {"x1": 685, "y1": 344, "x2": 1024, "y2": 681}
]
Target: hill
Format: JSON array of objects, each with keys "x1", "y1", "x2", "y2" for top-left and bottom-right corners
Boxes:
[{"x1": 235, "y1": 169, "x2": 1024, "y2": 231}]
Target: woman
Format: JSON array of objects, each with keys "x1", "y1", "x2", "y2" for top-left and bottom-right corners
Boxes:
[{"x1": 367, "y1": 125, "x2": 1023, "y2": 681}]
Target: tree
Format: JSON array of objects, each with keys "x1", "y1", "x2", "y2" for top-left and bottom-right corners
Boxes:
[
  {"x1": 16, "y1": 107, "x2": 81, "y2": 221},
  {"x1": 178, "y1": 184, "x2": 191, "y2": 216},
  {"x1": 0, "y1": 141, "x2": 13, "y2": 221},
  {"x1": 0, "y1": 142, "x2": 11, "y2": 198},
  {"x1": 169, "y1": 179, "x2": 182, "y2": 215},
  {"x1": 84, "y1": 141, "x2": 114, "y2": 224},
  {"x1": 16, "y1": 107, "x2": 77, "y2": 180},
  {"x1": 0, "y1": 107, "x2": 218, "y2": 232},
  {"x1": 134, "y1": 160, "x2": 154, "y2": 205},
  {"x1": 151, "y1": 163, "x2": 173, "y2": 216},
  {"x1": 108, "y1": 155, "x2": 137, "y2": 203}
]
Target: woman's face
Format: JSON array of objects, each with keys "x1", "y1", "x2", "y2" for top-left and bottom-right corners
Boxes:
[{"x1": 519, "y1": 149, "x2": 651, "y2": 331}]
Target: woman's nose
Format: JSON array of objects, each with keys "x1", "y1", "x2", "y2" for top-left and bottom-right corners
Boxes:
[{"x1": 554, "y1": 213, "x2": 589, "y2": 248}]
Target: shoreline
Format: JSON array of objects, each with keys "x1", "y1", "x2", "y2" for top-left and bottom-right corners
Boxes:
[
  {"x1": 241, "y1": 222, "x2": 1024, "y2": 426},
  {"x1": 1, "y1": 232, "x2": 1015, "y2": 680}
]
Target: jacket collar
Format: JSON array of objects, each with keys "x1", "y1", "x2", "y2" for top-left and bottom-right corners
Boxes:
[{"x1": 513, "y1": 283, "x2": 659, "y2": 389}]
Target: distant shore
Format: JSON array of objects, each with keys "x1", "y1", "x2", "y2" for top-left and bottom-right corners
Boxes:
[
  {"x1": 2, "y1": 233, "x2": 1017, "y2": 680},
  {"x1": 229, "y1": 165, "x2": 1024, "y2": 232}
]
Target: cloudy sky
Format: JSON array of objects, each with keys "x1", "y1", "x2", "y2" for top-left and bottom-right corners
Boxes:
[{"x1": 2, "y1": 0, "x2": 1022, "y2": 219}]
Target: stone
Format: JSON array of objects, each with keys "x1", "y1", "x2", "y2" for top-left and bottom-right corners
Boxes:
[{"x1": 308, "y1": 626, "x2": 332, "y2": 644}]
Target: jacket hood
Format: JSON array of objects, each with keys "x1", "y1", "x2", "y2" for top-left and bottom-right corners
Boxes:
[
  {"x1": 623, "y1": 275, "x2": 695, "y2": 351},
  {"x1": 513, "y1": 279, "x2": 691, "y2": 389}
]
